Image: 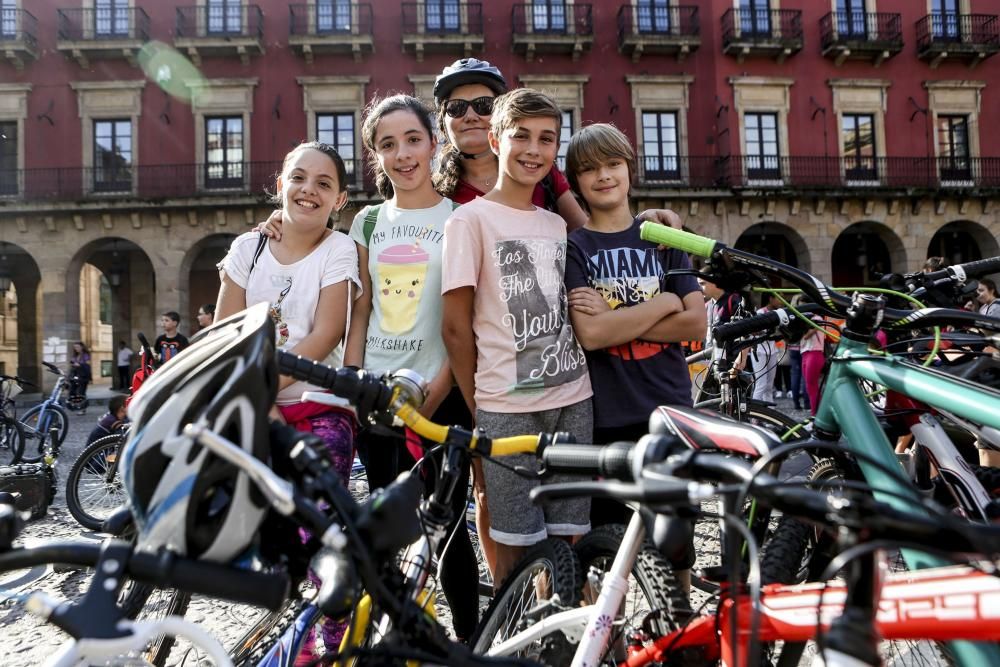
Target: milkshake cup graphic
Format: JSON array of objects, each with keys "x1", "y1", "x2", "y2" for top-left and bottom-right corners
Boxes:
[{"x1": 377, "y1": 244, "x2": 429, "y2": 334}]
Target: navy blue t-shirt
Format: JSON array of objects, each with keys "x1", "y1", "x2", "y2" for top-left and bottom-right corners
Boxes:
[{"x1": 565, "y1": 220, "x2": 701, "y2": 428}]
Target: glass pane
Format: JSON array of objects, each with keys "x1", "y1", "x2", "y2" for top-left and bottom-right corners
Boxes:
[
  {"x1": 317, "y1": 114, "x2": 333, "y2": 132},
  {"x1": 317, "y1": 0, "x2": 333, "y2": 31},
  {"x1": 337, "y1": 130, "x2": 353, "y2": 148},
  {"x1": 338, "y1": 114, "x2": 353, "y2": 130},
  {"x1": 336, "y1": 0, "x2": 351, "y2": 30}
]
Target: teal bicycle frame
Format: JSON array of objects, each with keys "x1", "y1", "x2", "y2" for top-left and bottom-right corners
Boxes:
[{"x1": 639, "y1": 221, "x2": 1000, "y2": 665}]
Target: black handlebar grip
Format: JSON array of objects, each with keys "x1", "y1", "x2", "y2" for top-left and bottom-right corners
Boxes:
[
  {"x1": 956, "y1": 256, "x2": 1000, "y2": 280},
  {"x1": 713, "y1": 310, "x2": 782, "y2": 344},
  {"x1": 130, "y1": 553, "x2": 290, "y2": 611},
  {"x1": 541, "y1": 443, "x2": 615, "y2": 477}
]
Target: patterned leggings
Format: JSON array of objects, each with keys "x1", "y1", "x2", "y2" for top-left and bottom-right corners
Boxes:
[{"x1": 301, "y1": 410, "x2": 355, "y2": 653}]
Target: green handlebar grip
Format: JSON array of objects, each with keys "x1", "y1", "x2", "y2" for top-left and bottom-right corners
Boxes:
[{"x1": 639, "y1": 222, "x2": 717, "y2": 258}]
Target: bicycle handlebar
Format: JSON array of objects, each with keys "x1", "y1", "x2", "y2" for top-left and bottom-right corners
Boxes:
[
  {"x1": 919, "y1": 255, "x2": 1000, "y2": 289},
  {"x1": 712, "y1": 303, "x2": 824, "y2": 345},
  {"x1": 0, "y1": 540, "x2": 290, "y2": 610},
  {"x1": 639, "y1": 223, "x2": 1000, "y2": 334}
]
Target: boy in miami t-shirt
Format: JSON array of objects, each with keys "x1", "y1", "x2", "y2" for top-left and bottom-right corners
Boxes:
[
  {"x1": 441, "y1": 89, "x2": 593, "y2": 587},
  {"x1": 154, "y1": 311, "x2": 189, "y2": 365},
  {"x1": 563, "y1": 125, "x2": 706, "y2": 582}
]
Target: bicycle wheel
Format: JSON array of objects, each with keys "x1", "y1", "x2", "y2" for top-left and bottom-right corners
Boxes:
[
  {"x1": 118, "y1": 581, "x2": 192, "y2": 667},
  {"x1": 229, "y1": 597, "x2": 314, "y2": 666},
  {"x1": 0, "y1": 416, "x2": 25, "y2": 465},
  {"x1": 19, "y1": 403, "x2": 69, "y2": 463},
  {"x1": 574, "y1": 524, "x2": 697, "y2": 664},
  {"x1": 471, "y1": 538, "x2": 582, "y2": 662},
  {"x1": 66, "y1": 432, "x2": 127, "y2": 531}
]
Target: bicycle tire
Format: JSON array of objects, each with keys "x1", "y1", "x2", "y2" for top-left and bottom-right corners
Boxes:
[
  {"x1": 229, "y1": 597, "x2": 313, "y2": 666},
  {"x1": 65, "y1": 432, "x2": 127, "y2": 531},
  {"x1": 19, "y1": 403, "x2": 69, "y2": 463},
  {"x1": 574, "y1": 524, "x2": 701, "y2": 665},
  {"x1": 0, "y1": 416, "x2": 25, "y2": 465},
  {"x1": 470, "y1": 538, "x2": 582, "y2": 661},
  {"x1": 118, "y1": 582, "x2": 192, "y2": 667}
]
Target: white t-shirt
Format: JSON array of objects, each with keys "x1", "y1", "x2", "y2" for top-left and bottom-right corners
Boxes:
[
  {"x1": 221, "y1": 231, "x2": 361, "y2": 405},
  {"x1": 117, "y1": 346, "x2": 133, "y2": 367},
  {"x1": 348, "y1": 198, "x2": 451, "y2": 383}
]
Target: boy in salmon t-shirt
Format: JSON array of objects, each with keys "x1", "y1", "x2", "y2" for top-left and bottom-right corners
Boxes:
[{"x1": 441, "y1": 89, "x2": 593, "y2": 587}]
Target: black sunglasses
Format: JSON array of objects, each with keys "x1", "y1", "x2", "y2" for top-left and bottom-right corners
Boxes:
[{"x1": 444, "y1": 96, "x2": 495, "y2": 119}]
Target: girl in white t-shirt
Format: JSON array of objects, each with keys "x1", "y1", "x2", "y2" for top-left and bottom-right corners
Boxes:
[
  {"x1": 344, "y1": 94, "x2": 479, "y2": 641},
  {"x1": 215, "y1": 141, "x2": 360, "y2": 657}
]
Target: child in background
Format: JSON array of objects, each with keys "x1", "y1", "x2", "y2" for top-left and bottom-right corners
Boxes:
[
  {"x1": 215, "y1": 141, "x2": 360, "y2": 661},
  {"x1": 441, "y1": 88, "x2": 593, "y2": 587},
  {"x1": 154, "y1": 312, "x2": 189, "y2": 365},
  {"x1": 562, "y1": 124, "x2": 706, "y2": 582},
  {"x1": 86, "y1": 394, "x2": 128, "y2": 446}
]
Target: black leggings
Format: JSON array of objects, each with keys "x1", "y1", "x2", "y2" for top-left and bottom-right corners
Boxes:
[{"x1": 355, "y1": 388, "x2": 479, "y2": 639}]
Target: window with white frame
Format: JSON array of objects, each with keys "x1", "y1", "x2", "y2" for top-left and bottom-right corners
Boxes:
[
  {"x1": 931, "y1": 0, "x2": 960, "y2": 40},
  {"x1": 556, "y1": 110, "x2": 572, "y2": 171},
  {"x1": 836, "y1": 0, "x2": 867, "y2": 38},
  {"x1": 641, "y1": 111, "x2": 679, "y2": 180},
  {"x1": 532, "y1": 0, "x2": 567, "y2": 32},
  {"x1": 205, "y1": 116, "x2": 243, "y2": 188},
  {"x1": 317, "y1": 112, "x2": 356, "y2": 178},
  {"x1": 637, "y1": 0, "x2": 671, "y2": 33},
  {"x1": 842, "y1": 113, "x2": 877, "y2": 181},
  {"x1": 95, "y1": 0, "x2": 129, "y2": 37},
  {"x1": 426, "y1": 0, "x2": 460, "y2": 31},
  {"x1": 0, "y1": 0, "x2": 15, "y2": 39},
  {"x1": 317, "y1": 0, "x2": 352, "y2": 32},
  {"x1": 938, "y1": 114, "x2": 970, "y2": 180},
  {"x1": 744, "y1": 111, "x2": 780, "y2": 180},
  {"x1": 0, "y1": 120, "x2": 16, "y2": 195},
  {"x1": 93, "y1": 119, "x2": 132, "y2": 192},
  {"x1": 207, "y1": 0, "x2": 242, "y2": 35}
]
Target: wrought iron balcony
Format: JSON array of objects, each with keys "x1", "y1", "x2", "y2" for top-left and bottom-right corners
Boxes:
[
  {"x1": 721, "y1": 8, "x2": 803, "y2": 63},
  {"x1": 0, "y1": 160, "x2": 364, "y2": 204},
  {"x1": 289, "y1": 3, "x2": 374, "y2": 63},
  {"x1": 175, "y1": 5, "x2": 264, "y2": 65},
  {"x1": 401, "y1": 2, "x2": 484, "y2": 61},
  {"x1": 916, "y1": 13, "x2": 999, "y2": 67},
  {"x1": 617, "y1": 4, "x2": 699, "y2": 62},
  {"x1": 819, "y1": 12, "x2": 903, "y2": 65},
  {"x1": 511, "y1": 3, "x2": 593, "y2": 61},
  {"x1": 0, "y1": 8, "x2": 38, "y2": 69},
  {"x1": 56, "y1": 7, "x2": 148, "y2": 67}
]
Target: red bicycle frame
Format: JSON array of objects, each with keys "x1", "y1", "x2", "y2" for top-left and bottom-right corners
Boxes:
[{"x1": 625, "y1": 565, "x2": 1000, "y2": 667}]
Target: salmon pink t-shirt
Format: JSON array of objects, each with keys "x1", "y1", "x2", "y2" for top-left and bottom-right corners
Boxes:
[{"x1": 441, "y1": 197, "x2": 592, "y2": 413}]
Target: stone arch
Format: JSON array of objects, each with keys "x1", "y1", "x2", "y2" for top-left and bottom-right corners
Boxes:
[
  {"x1": 0, "y1": 241, "x2": 43, "y2": 386},
  {"x1": 179, "y1": 233, "x2": 237, "y2": 332},
  {"x1": 734, "y1": 222, "x2": 811, "y2": 275},
  {"x1": 830, "y1": 221, "x2": 905, "y2": 288},
  {"x1": 927, "y1": 220, "x2": 1000, "y2": 267},
  {"x1": 66, "y1": 238, "x2": 157, "y2": 388}
]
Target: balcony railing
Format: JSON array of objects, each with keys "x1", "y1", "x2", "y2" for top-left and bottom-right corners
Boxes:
[
  {"x1": 511, "y1": 3, "x2": 592, "y2": 36},
  {"x1": 618, "y1": 4, "x2": 699, "y2": 39},
  {"x1": 57, "y1": 7, "x2": 149, "y2": 41},
  {"x1": 632, "y1": 156, "x2": 1000, "y2": 190},
  {"x1": 916, "y1": 13, "x2": 1000, "y2": 49},
  {"x1": 176, "y1": 4, "x2": 263, "y2": 39},
  {"x1": 0, "y1": 160, "x2": 356, "y2": 202},
  {"x1": 0, "y1": 8, "x2": 38, "y2": 49},
  {"x1": 820, "y1": 11, "x2": 902, "y2": 50},
  {"x1": 721, "y1": 8, "x2": 803, "y2": 46},
  {"x1": 402, "y1": 2, "x2": 481, "y2": 34},
  {"x1": 289, "y1": 2, "x2": 373, "y2": 36}
]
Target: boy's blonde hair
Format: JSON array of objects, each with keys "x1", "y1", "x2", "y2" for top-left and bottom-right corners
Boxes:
[
  {"x1": 565, "y1": 123, "x2": 636, "y2": 196},
  {"x1": 489, "y1": 88, "x2": 562, "y2": 136}
]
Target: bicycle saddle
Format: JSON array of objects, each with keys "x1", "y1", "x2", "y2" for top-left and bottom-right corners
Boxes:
[{"x1": 649, "y1": 405, "x2": 781, "y2": 458}]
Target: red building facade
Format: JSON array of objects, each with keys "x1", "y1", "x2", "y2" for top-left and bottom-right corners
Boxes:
[{"x1": 0, "y1": 0, "x2": 998, "y2": 385}]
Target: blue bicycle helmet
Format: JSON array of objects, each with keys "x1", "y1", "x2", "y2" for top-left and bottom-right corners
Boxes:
[
  {"x1": 433, "y1": 58, "x2": 508, "y2": 104},
  {"x1": 121, "y1": 302, "x2": 277, "y2": 563}
]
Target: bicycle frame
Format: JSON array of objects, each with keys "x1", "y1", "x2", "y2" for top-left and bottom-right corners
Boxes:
[{"x1": 20, "y1": 375, "x2": 66, "y2": 440}]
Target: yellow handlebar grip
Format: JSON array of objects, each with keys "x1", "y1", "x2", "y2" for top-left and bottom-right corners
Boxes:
[
  {"x1": 490, "y1": 436, "x2": 541, "y2": 457},
  {"x1": 394, "y1": 403, "x2": 451, "y2": 444}
]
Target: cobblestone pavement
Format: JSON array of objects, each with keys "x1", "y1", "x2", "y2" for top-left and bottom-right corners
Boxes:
[{"x1": 0, "y1": 395, "x2": 829, "y2": 666}]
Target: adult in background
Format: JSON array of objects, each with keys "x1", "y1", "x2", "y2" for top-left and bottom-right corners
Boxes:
[
  {"x1": 978, "y1": 278, "x2": 1000, "y2": 317},
  {"x1": 115, "y1": 340, "x2": 133, "y2": 392}
]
